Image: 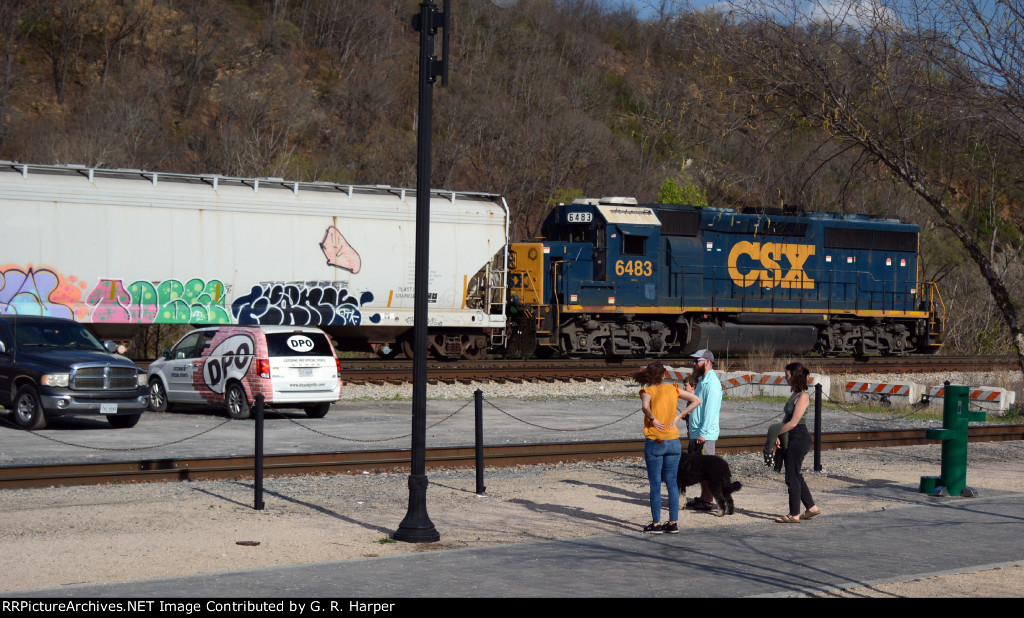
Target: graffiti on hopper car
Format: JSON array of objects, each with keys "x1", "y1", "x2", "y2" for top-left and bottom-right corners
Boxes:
[
  {"x1": 0, "y1": 265, "x2": 87, "y2": 319},
  {"x1": 86, "y1": 278, "x2": 232, "y2": 324},
  {"x1": 321, "y1": 226, "x2": 362, "y2": 274},
  {"x1": 231, "y1": 281, "x2": 373, "y2": 326}
]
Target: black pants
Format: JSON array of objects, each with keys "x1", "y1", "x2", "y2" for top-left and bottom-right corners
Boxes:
[{"x1": 784, "y1": 424, "x2": 815, "y2": 516}]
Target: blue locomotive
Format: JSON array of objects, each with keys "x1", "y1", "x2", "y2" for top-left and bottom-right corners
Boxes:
[{"x1": 505, "y1": 197, "x2": 945, "y2": 358}]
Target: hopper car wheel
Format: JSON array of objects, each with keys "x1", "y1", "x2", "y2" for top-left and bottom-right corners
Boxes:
[
  {"x1": 148, "y1": 378, "x2": 173, "y2": 413},
  {"x1": 402, "y1": 339, "x2": 431, "y2": 360},
  {"x1": 225, "y1": 383, "x2": 251, "y2": 420},
  {"x1": 462, "y1": 343, "x2": 485, "y2": 361},
  {"x1": 12, "y1": 385, "x2": 47, "y2": 430},
  {"x1": 304, "y1": 403, "x2": 331, "y2": 418}
]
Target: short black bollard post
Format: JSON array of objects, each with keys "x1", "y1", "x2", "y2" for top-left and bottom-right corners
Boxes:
[
  {"x1": 813, "y1": 383, "x2": 822, "y2": 471},
  {"x1": 475, "y1": 389, "x2": 486, "y2": 496},
  {"x1": 254, "y1": 393, "x2": 265, "y2": 511},
  {"x1": 815, "y1": 384, "x2": 823, "y2": 470}
]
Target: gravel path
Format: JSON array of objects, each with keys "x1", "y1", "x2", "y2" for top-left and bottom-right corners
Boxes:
[{"x1": 1, "y1": 441, "x2": 1022, "y2": 596}]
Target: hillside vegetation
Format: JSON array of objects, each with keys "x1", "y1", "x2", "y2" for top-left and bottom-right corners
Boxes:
[{"x1": 1, "y1": 0, "x2": 1021, "y2": 359}]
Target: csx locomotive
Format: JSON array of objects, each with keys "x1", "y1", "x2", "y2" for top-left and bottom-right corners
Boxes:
[{"x1": 503, "y1": 197, "x2": 944, "y2": 358}]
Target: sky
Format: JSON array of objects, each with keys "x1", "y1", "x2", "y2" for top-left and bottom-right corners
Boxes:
[{"x1": 610, "y1": 0, "x2": 900, "y2": 27}]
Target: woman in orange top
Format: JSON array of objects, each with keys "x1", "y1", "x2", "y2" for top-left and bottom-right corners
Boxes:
[{"x1": 635, "y1": 362, "x2": 702, "y2": 534}]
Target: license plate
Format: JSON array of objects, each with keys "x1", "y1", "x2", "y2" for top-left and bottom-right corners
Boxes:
[
  {"x1": 100, "y1": 403, "x2": 118, "y2": 415},
  {"x1": 298, "y1": 368, "x2": 313, "y2": 377}
]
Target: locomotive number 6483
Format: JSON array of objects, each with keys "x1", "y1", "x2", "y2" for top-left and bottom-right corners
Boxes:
[{"x1": 614, "y1": 259, "x2": 653, "y2": 277}]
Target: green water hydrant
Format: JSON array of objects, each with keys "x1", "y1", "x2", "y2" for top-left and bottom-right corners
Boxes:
[{"x1": 920, "y1": 384, "x2": 986, "y2": 497}]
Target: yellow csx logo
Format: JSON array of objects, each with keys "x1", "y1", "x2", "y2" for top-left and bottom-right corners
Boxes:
[{"x1": 727, "y1": 242, "x2": 815, "y2": 289}]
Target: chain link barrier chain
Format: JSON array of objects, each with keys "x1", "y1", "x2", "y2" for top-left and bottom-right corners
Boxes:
[
  {"x1": 4, "y1": 386, "x2": 998, "y2": 454},
  {"x1": 279, "y1": 401, "x2": 472, "y2": 442},
  {"x1": 482, "y1": 397, "x2": 638, "y2": 431},
  {"x1": 0, "y1": 414, "x2": 233, "y2": 451}
]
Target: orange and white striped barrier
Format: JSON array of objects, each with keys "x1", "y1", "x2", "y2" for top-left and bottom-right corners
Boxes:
[
  {"x1": 844, "y1": 381, "x2": 923, "y2": 405},
  {"x1": 660, "y1": 368, "x2": 830, "y2": 398},
  {"x1": 923, "y1": 385, "x2": 1016, "y2": 412},
  {"x1": 753, "y1": 372, "x2": 829, "y2": 398}
]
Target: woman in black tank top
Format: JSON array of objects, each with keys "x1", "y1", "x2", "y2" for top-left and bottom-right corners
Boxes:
[{"x1": 774, "y1": 362, "x2": 822, "y2": 523}]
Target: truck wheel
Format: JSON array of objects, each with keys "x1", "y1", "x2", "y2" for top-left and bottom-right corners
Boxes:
[
  {"x1": 12, "y1": 385, "x2": 47, "y2": 430},
  {"x1": 148, "y1": 378, "x2": 173, "y2": 413},
  {"x1": 225, "y1": 383, "x2": 251, "y2": 420},
  {"x1": 304, "y1": 403, "x2": 330, "y2": 418},
  {"x1": 108, "y1": 414, "x2": 141, "y2": 428}
]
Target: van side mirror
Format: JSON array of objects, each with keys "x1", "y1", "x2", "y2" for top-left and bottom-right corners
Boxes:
[{"x1": 162, "y1": 348, "x2": 172, "y2": 360}]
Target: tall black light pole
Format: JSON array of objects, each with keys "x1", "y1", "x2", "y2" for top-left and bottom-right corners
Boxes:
[
  {"x1": 393, "y1": 0, "x2": 516, "y2": 545},
  {"x1": 392, "y1": 0, "x2": 448, "y2": 543}
]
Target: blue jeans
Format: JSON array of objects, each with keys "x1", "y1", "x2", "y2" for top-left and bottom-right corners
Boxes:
[{"x1": 644, "y1": 438, "x2": 682, "y2": 522}]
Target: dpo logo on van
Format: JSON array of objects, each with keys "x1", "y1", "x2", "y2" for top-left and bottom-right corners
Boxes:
[
  {"x1": 203, "y1": 334, "x2": 254, "y2": 394},
  {"x1": 287, "y1": 335, "x2": 315, "y2": 352}
]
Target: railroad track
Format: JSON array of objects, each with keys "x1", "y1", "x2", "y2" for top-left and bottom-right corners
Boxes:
[
  {"x1": 333, "y1": 355, "x2": 1020, "y2": 385},
  {"x1": 3, "y1": 425, "x2": 1021, "y2": 490},
  {"x1": 133, "y1": 355, "x2": 1017, "y2": 384}
]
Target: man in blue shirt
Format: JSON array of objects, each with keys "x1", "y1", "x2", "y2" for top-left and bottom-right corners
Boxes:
[{"x1": 687, "y1": 348, "x2": 722, "y2": 510}]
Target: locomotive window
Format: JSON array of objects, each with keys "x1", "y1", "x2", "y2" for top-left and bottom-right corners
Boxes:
[
  {"x1": 825, "y1": 227, "x2": 917, "y2": 252},
  {"x1": 622, "y1": 234, "x2": 646, "y2": 255},
  {"x1": 659, "y1": 211, "x2": 700, "y2": 237}
]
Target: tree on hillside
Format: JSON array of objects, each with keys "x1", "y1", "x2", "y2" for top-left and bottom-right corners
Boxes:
[{"x1": 701, "y1": 0, "x2": 1024, "y2": 373}]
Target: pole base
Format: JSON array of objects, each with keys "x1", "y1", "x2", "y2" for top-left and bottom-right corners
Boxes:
[{"x1": 392, "y1": 474, "x2": 440, "y2": 543}]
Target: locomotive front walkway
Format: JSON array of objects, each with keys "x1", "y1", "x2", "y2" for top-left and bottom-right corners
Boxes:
[{"x1": 14, "y1": 483, "x2": 1024, "y2": 598}]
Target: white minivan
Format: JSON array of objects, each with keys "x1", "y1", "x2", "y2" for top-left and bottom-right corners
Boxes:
[{"x1": 147, "y1": 325, "x2": 342, "y2": 419}]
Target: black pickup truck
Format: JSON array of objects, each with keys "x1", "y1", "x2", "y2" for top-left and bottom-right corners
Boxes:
[{"x1": 0, "y1": 315, "x2": 148, "y2": 429}]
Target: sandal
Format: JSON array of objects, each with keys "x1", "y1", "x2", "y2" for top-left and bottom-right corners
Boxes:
[
  {"x1": 801, "y1": 508, "x2": 821, "y2": 520},
  {"x1": 774, "y1": 514, "x2": 801, "y2": 523}
]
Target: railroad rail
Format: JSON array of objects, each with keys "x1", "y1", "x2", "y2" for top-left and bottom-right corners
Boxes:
[
  {"x1": 2, "y1": 425, "x2": 1021, "y2": 491},
  {"x1": 331, "y1": 355, "x2": 1020, "y2": 385}
]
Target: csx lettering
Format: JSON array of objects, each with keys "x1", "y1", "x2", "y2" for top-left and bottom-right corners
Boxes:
[
  {"x1": 614, "y1": 260, "x2": 653, "y2": 277},
  {"x1": 727, "y1": 242, "x2": 815, "y2": 289}
]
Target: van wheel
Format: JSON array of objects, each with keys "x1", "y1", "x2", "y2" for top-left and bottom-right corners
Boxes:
[
  {"x1": 148, "y1": 378, "x2": 173, "y2": 413},
  {"x1": 12, "y1": 385, "x2": 47, "y2": 430},
  {"x1": 225, "y1": 383, "x2": 251, "y2": 420},
  {"x1": 304, "y1": 403, "x2": 330, "y2": 418},
  {"x1": 108, "y1": 414, "x2": 141, "y2": 428}
]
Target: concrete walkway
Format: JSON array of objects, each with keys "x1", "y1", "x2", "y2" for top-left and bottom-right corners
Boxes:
[{"x1": 13, "y1": 490, "x2": 1024, "y2": 598}]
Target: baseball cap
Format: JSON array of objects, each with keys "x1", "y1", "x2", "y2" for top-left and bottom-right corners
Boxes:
[{"x1": 690, "y1": 349, "x2": 715, "y2": 363}]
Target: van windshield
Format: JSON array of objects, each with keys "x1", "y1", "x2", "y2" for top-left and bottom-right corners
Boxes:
[{"x1": 266, "y1": 332, "x2": 335, "y2": 357}]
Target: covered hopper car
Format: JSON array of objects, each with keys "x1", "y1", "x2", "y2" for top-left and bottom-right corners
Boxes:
[
  {"x1": 504, "y1": 197, "x2": 945, "y2": 358},
  {"x1": 0, "y1": 162, "x2": 509, "y2": 360}
]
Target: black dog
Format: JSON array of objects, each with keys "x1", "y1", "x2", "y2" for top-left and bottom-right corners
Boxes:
[{"x1": 677, "y1": 451, "x2": 742, "y2": 516}]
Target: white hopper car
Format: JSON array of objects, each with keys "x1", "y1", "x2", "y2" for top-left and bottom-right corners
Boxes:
[{"x1": 0, "y1": 162, "x2": 509, "y2": 359}]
